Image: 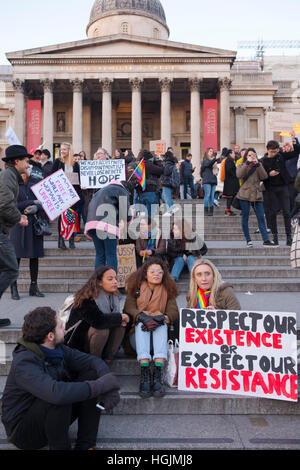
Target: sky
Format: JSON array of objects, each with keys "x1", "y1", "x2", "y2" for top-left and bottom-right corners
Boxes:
[{"x1": 1, "y1": 0, "x2": 300, "y2": 64}]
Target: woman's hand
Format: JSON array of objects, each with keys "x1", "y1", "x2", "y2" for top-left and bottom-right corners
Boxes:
[
  {"x1": 146, "y1": 250, "x2": 152, "y2": 256},
  {"x1": 121, "y1": 314, "x2": 130, "y2": 326},
  {"x1": 164, "y1": 315, "x2": 170, "y2": 325}
]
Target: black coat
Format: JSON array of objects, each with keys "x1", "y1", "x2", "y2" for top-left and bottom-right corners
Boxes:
[
  {"x1": 66, "y1": 298, "x2": 132, "y2": 352},
  {"x1": 223, "y1": 158, "x2": 239, "y2": 197},
  {"x1": 9, "y1": 180, "x2": 45, "y2": 259},
  {"x1": 1, "y1": 337, "x2": 109, "y2": 439},
  {"x1": 261, "y1": 142, "x2": 300, "y2": 190},
  {"x1": 200, "y1": 157, "x2": 218, "y2": 185}
]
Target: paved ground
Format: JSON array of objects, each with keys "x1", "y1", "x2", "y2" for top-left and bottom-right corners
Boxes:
[{"x1": 1, "y1": 291, "x2": 300, "y2": 329}]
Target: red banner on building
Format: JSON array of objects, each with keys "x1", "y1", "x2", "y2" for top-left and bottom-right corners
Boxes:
[
  {"x1": 27, "y1": 100, "x2": 41, "y2": 153},
  {"x1": 203, "y1": 99, "x2": 218, "y2": 152}
]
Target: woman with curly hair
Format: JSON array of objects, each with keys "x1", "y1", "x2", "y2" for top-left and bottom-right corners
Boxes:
[
  {"x1": 65, "y1": 266, "x2": 131, "y2": 363},
  {"x1": 123, "y1": 258, "x2": 179, "y2": 398}
]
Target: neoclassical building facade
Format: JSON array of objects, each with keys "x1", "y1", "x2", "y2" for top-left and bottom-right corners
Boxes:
[{"x1": 1, "y1": 0, "x2": 300, "y2": 169}]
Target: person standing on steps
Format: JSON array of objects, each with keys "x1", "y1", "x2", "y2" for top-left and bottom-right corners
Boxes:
[
  {"x1": 0, "y1": 145, "x2": 31, "y2": 327},
  {"x1": 9, "y1": 168, "x2": 46, "y2": 300},
  {"x1": 235, "y1": 148, "x2": 274, "y2": 248},
  {"x1": 222, "y1": 149, "x2": 239, "y2": 216},
  {"x1": 180, "y1": 153, "x2": 196, "y2": 200},
  {"x1": 200, "y1": 147, "x2": 219, "y2": 216},
  {"x1": 124, "y1": 259, "x2": 179, "y2": 399},
  {"x1": 261, "y1": 134, "x2": 300, "y2": 246},
  {"x1": 51, "y1": 142, "x2": 81, "y2": 250}
]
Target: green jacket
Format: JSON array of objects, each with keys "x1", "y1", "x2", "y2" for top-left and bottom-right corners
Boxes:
[{"x1": 0, "y1": 164, "x2": 22, "y2": 234}]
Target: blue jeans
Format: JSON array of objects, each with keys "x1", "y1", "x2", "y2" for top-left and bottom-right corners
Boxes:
[
  {"x1": 162, "y1": 187, "x2": 174, "y2": 211},
  {"x1": 203, "y1": 184, "x2": 216, "y2": 208},
  {"x1": 136, "y1": 192, "x2": 158, "y2": 217},
  {"x1": 90, "y1": 231, "x2": 118, "y2": 272},
  {"x1": 239, "y1": 200, "x2": 268, "y2": 243},
  {"x1": 135, "y1": 322, "x2": 168, "y2": 361},
  {"x1": 171, "y1": 255, "x2": 197, "y2": 281}
]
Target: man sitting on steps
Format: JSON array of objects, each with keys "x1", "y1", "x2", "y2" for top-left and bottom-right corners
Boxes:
[{"x1": 1, "y1": 307, "x2": 120, "y2": 450}]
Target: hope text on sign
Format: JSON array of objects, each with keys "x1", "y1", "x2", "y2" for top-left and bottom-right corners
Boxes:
[{"x1": 80, "y1": 160, "x2": 126, "y2": 189}]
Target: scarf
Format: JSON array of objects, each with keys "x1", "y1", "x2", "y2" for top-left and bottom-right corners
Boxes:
[
  {"x1": 137, "y1": 281, "x2": 168, "y2": 317},
  {"x1": 38, "y1": 345, "x2": 64, "y2": 366},
  {"x1": 196, "y1": 288, "x2": 211, "y2": 309},
  {"x1": 95, "y1": 289, "x2": 120, "y2": 315}
]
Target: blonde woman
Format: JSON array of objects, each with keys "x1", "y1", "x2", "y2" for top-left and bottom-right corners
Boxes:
[
  {"x1": 51, "y1": 142, "x2": 82, "y2": 250},
  {"x1": 93, "y1": 148, "x2": 110, "y2": 161},
  {"x1": 187, "y1": 259, "x2": 241, "y2": 310}
]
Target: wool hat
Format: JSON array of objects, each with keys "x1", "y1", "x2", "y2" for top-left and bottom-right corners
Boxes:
[{"x1": 2, "y1": 145, "x2": 33, "y2": 163}]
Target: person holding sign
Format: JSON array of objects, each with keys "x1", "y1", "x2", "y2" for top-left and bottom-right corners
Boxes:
[
  {"x1": 124, "y1": 258, "x2": 179, "y2": 398},
  {"x1": 187, "y1": 259, "x2": 241, "y2": 311},
  {"x1": 51, "y1": 143, "x2": 82, "y2": 250},
  {"x1": 66, "y1": 266, "x2": 132, "y2": 363}
]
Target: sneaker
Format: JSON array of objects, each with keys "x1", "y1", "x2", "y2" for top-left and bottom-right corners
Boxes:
[
  {"x1": 214, "y1": 200, "x2": 220, "y2": 207},
  {"x1": 228, "y1": 211, "x2": 237, "y2": 216},
  {"x1": 263, "y1": 240, "x2": 275, "y2": 246},
  {"x1": 171, "y1": 205, "x2": 180, "y2": 214},
  {"x1": 162, "y1": 210, "x2": 172, "y2": 217},
  {"x1": 0, "y1": 318, "x2": 11, "y2": 328},
  {"x1": 247, "y1": 241, "x2": 253, "y2": 247},
  {"x1": 267, "y1": 228, "x2": 271, "y2": 233},
  {"x1": 254, "y1": 229, "x2": 260, "y2": 234}
]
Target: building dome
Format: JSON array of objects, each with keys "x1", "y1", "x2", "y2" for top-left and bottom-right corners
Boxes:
[{"x1": 87, "y1": 0, "x2": 169, "y2": 40}]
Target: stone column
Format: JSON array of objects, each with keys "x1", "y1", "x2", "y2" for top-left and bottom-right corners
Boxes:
[
  {"x1": 234, "y1": 106, "x2": 245, "y2": 148},
  {"x1": 159, "y1": 78, "x2": 172, "y2": 149},
  {"x1": 41, "y1": 79, "x2": 54, "y2": 154},
  {"x1": 189, "y1": 78, "x2": 202, "y2": 172},
  {"x1": 219, "y1": 77, "x2": 232, "y2": 150},
  {"x1": 130, "y1": 77, "x2": 143, "y2": 157},
  {"x1": 70, "y1": 79, "x2": 83, "y2": 153},
  {"x1": 12, "y1": 79, "x2": 25, "y2": 145},
  {"x1": 83, "y1": 99, "x2": 92, "y2": 159},
  {"x1": 100, "y1": 78, "x2": 113, "y2": 155}
]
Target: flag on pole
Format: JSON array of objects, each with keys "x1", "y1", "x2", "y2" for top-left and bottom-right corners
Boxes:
[{"x1": 134, "y1": 159, "x2": 146, "y2": 191}]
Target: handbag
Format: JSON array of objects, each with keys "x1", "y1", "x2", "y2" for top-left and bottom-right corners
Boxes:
[
  {"x1": 165, "y1": 339, "x2": 179, "y2": 388},
  {"x1": 232, "y1": 196, "x2": 241, "y2": 210},
  {"x1": 33, "y1": 214, "x2": 52, "y2": 237}
]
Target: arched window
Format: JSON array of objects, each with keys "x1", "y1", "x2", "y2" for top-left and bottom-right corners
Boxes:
[
  {"x1": 121, "y1": 22, "x2": 129, "y2": 34},
  {"x1": 153, "y1": 28, "x2": 160, "y2": 39}
]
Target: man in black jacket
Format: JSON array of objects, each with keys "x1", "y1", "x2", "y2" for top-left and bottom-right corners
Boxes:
[
  {"x1": 261, "y1": 136, "x2": 300, "y2": 245},
  {"x1": 1, "y1": 307, "x2": 120, "y2": 450},
  {"x1": 180, "y1": 153, "x2": 196, "y2": 199},
  {"x1": 0, "y1": 146, "x2": 31, "y2": 327}
]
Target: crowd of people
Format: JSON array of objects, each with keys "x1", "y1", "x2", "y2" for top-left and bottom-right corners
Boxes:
[{"x1": 0, "y1": 133, "x2": 300, "y2": 450}]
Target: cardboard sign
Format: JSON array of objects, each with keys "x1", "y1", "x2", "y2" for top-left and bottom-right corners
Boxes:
[
  {"x1": 117, "y1": 244, "x2": 137, "y2": 288},
  {"x1": 31, "y1": 169, "x2": 80, "y2": 221},
  {"x1": 178, "y1": 309, "x2": 298, "y2": 402},
  {"x1": 80, "y1": 160, "x2": 126, "y2": 189},
  {"x1": 294, "y1": 123, "x2": 300, "y2": 134},
  {"x1": 150, "y1": 140, "x2": 166, "y2": 155}
]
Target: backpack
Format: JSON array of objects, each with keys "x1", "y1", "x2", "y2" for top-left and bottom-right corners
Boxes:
[{"x1": 169, "y1": 165, "x2": 180, "y2": 189}]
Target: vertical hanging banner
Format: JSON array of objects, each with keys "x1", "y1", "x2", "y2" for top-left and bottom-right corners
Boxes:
[
  {"x1": 178, "y1": 309, "x2": 298, "y2": 402},
  {"x1": 203, "y1": 99, "x2": 218, "y2": 152},
  {"x1": 27, "y1": 100, "x2": 41, "y2": 152}
]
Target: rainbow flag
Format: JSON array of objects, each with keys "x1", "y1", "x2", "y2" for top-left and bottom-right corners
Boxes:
[
  {"x1": 134, "y1": 159, "x2": 146, "y2": 191},
  {"x1": 196, "y1": 288, "x2": 211, "y2": 309}
]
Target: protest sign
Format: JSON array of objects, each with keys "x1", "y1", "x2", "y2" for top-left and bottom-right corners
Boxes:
[
  {"x1": 150, "y1": 140, "x2": 166, "y2": 155},
  {"x1": 5, "y1": 126, "x2": 21, "y2": 145},
  {"x1": 80, "y1": 160, "x2": 126, "y2": 189},
  {"x1": 117, "y1": 244, "x2": 137, "y2": 288},
  {"x1": 31, "y1": 169, "x2": 80, "y2": 221},
  {"x1": 178, "y1": 309, "x2": 298, "y2": 402}
]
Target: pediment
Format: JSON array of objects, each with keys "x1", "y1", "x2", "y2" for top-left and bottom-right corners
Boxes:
[{"x1": 6, "y1": 34, "x2": 236, "y2": 62}]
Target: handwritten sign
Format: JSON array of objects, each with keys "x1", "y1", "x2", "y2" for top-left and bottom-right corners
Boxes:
[
  {"x1": 80, "y1": 160, "x2": 126, "y2": 189},
  {"x1": 31, "y1": 169, "x2": 80, "y2": 221},
  {"x1": 178, "y1": 309, "x2": 298, "y2": 402},
  {"x1": 117, "y1": 244, "x2": 137, "y2": 288},
  {"x1": 150, "y1": 140, "x2": 166, "y2": 155}
]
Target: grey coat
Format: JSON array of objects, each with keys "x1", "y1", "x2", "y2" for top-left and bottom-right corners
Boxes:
[{"x1": 0, "y1": 165, "x2": 22, "y2": 234}]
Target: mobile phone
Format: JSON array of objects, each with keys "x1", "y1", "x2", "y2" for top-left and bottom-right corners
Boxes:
[{"x1": 96, "y1": 403, "x2": 105, "y2": 411}]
